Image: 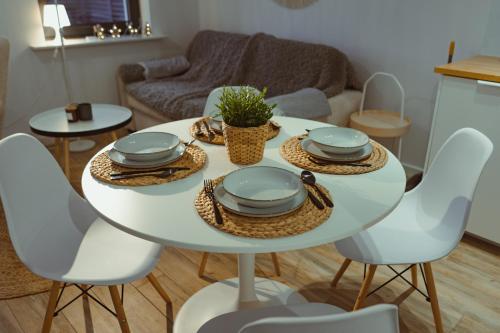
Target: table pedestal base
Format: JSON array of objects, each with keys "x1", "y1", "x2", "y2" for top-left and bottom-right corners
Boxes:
[
  {"x1": 69, "y1": 138, "x2": 96, "y2": 152},
  {"x1": 173, "y1": 277, "x2": 307, "y2": 333}
]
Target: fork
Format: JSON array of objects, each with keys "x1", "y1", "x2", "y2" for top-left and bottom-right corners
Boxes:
[
  {"x1": 204, "y1": 180, "x2": 223, "y2": 225},
  {"x1": 202, "y1": 120, "x2": 215, "y2": 142},
  {"x1": 194, "y1": 121, "x2": 204, "y2": 137}
]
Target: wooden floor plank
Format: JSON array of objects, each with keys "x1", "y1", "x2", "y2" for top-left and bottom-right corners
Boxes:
[{"x1": 0, "y1": 302, "x2": 24, "y2": 333}]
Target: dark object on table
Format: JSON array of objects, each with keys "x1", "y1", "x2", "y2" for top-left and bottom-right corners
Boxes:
[
  {"x1": 306, "y1": 188, "x2": 324, "y2": 210},
  {"x1": 300, "y1": 170, "x2": 334, "y2": 208},
  {"x1": 77, "y1": 103, "x2": 93, "y2": 121},
  {"x1": 65, "y1": 103, "x2": 79, "y2": 122},
  {"x1": 110, "y1": 168, "x2": 183, "y2": 180},
  {"x1": 204, "y1": 179, "x2": 223, "y2": 225},
  {"x1": 307, "y1": 157, "x2": 372, "y2": 168}
]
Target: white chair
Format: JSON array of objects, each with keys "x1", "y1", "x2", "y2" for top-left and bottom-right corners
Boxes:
[
  {"x1": 0, "y1": 134, "x2": 172, "y2": 333},
  {"x1": 199, "y1": 85, "x2": 281, "y2": 278},
  {"x1": 199, "y1": 303, "x2": 399, "y2": 333},
  {"x1": 0, "y1": 37, "x2": 9, "y2": 138},
  {"x1": 331, "y1": 128, "x2": 493, "y2": 333}
]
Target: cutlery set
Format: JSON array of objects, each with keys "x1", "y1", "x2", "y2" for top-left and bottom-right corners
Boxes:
[{"x1": 202, "y1": 167, "x2": 332, "y2": 224}]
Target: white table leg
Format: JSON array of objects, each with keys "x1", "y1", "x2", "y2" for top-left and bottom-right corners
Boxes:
[
  {"x1": 173, "y1": 253, "x2": 307, "y2": 333},
  {"x1": 238, "y1": 253, "x2": 259, "y2": 305}
]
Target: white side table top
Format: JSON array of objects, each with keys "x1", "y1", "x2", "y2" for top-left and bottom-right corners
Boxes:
[
  {"x1": 29, "y1": 104, "x2": 132, "y2": 137},
  {"x1": 81, "y1": 116, "x2": 406, "y2": 253}
]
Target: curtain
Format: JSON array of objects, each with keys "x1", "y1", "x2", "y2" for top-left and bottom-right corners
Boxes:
[{"x1": 45, "y1": 0, "x2": 129, "y2": 25}]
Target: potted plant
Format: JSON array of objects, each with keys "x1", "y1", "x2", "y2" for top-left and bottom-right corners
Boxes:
[{"x1": 216, "y1": 86, "x2": 276, "y2": 164}]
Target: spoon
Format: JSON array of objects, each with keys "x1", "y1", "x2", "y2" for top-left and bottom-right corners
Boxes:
[{"x1": 300, "y1": 170, "x2": 334, "y2": 208}]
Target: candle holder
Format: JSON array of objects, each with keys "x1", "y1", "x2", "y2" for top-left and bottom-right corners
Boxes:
[{"x1": 109, "y1": 24, "x2": 122, "y2": 38}]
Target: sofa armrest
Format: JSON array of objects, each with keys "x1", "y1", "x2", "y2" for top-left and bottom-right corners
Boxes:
[{"x1": 117, "y1": 64, "x2": 145, "y2": 85}]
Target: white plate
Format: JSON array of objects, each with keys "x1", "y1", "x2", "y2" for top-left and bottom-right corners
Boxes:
[
  {"x1": 308, "y1": 127, "x2": 369, "y2": 154},
  {"x1": 223, "y1": 166, "x2": 303, "y2": 208},
  {"x1": 108, "y1": 143, "x2": 186, "y2": 169},
  {"x1": 214, "y1": 183, "x2": 307, "y2": 218},
  {"x1": 114, "y1": 132, "x2": 180, "y2": 162},
  {"x1": 301, "y1": 138, "x2": 373, "y2": 162}
]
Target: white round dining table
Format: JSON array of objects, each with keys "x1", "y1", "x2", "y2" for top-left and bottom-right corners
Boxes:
[{"x1": 81, "y1": 116, "x2": 406, "y2": 333}]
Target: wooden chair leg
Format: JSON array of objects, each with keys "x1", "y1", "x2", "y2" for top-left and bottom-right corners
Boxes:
[
  {"x1": 42, "y1": 281, "x2": 62, "y2": 333},
  {"x1": 423, "y1": 263, "x2": 444, "y2": 333},
  {"x1": 270, "y1": 253, "x2": 281, "y2": 276},
  {"x1": 353, "y1": 264, "x2": 377, "y2": 310},
  {"x1": 198, "y1": 252, "x2": 209, "y2": 277},
  {"x1": 411, "y1": 264, "x2": 418, "y2": 288},
  {"x1": 111, "y1": 131, "x2": 118, "y2": 141},
  {"x1": 109, "y1": 285, "x2": 131, "y2": 333},
  {"x1": 331, "y1": 258, "x2": 352, "y2": 288},
  {"x1": 62, "y1": 138, "x2": 70, "y2": 178},
  {"x1": 147, "y1": 273, "x2": 172, "y2": 304}
]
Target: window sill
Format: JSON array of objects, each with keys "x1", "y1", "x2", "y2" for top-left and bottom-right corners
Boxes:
[{"x1": 30, "y1": 35, "x2": 166, "y2": 51}]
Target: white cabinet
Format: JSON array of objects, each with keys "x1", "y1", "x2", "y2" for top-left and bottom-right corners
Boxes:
[{"x1": 426, "y1": 75, "x2": 500, "y2": 244}]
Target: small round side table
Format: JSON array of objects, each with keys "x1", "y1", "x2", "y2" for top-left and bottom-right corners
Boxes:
[{"x1": 29, "y1": 104, "x2": 132, "y2": 178}]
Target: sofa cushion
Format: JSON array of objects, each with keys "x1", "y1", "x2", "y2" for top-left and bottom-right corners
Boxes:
[{"x1": 139, "y1": 56, "x2": 190, "y2": 81}]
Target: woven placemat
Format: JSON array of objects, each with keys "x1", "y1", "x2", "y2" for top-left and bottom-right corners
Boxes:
[
  {"x1": 190, "y1": 118, "x2": 280, "y2": 145},
  {"x1": 90, "y1": 145, "x2": 207, "y2": 186},
  {"x1": 195, "y1": 177, "x2": 333, "y2": 238},
  {"x1": 280, "y1": 136, "x2": 388, "y2": 175},
  {"x1": 0, "y1": 214, "x2": 51, "y2": 299}
]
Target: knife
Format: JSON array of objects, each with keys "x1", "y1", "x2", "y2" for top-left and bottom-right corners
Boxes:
[
  {"x1": 306, "y1": 189, "x2": 324, "y2": 210},
  {"x1": 110, "y1": 166, "x2": 190, "y2": 177}
]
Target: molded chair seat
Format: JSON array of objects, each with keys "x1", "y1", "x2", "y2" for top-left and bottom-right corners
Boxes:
[
  {"x1": 335, "y1": 189, "x2": 461, "y2": 265},
  {"x1": 32, "y1": 216, "x2": 162, "y2": 285},
  {"x1": 199, "y1": 303, "x2": 399, "y2": 333}
]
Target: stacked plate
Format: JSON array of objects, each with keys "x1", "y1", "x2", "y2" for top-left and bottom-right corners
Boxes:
[
  {"x1": 108, "y1": 132, "x2": 186, "y2": 168},
  {"x1": 215, "y1": 166, "x2": 307, "y2": 218},
  {"x1": 301, "y1": 127, "x2": 373, "y2": 163}
]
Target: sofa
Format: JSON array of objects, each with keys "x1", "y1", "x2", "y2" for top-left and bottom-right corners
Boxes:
[{"x1": 116, "y1": 30, "x2": 362, "y2": 130}]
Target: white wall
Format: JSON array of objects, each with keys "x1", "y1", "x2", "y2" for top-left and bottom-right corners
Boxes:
[
  {"x1": 199, "y1": 0, "x2": 496, "y2": 168},
  {"x1": 0, "y1": 0, "x2": 200, "y2": 136}
]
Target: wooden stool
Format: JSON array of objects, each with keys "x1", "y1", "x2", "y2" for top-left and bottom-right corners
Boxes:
[{"x1": 350, "y1": 72, "x2": 411, "y2": 158}]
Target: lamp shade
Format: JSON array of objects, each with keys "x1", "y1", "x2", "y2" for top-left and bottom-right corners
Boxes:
[{"x1": 43, "y1": 4, "x2": 70, "y2": 37}]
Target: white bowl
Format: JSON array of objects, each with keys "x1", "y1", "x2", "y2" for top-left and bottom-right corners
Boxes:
[
  {"x1": 223, "y1": 166, "x2": 303, "y2": 208},
  {"x1": 308, "y1": 127, "x2": 369, "y2": 154},
  {"x1": 113, "y1": 132, "x2": 180, "y2": 162}
]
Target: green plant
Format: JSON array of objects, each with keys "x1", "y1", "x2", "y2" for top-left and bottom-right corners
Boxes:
[{"x1": 216, "y1": 86, "x2": 276, "y2": 128}]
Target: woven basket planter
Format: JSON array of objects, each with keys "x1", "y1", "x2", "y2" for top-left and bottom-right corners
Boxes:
[{"x1": 222, "y1": 121, "x2": 269, "y2": 165}]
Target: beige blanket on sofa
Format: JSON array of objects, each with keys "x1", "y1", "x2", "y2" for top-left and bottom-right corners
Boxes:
[{"x1": 124, "y1": 30, "x2": 358, "y2": 120}]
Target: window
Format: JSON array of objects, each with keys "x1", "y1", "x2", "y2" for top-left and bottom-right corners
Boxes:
[{"x1": 39, "y1": 0, "x2": 141, "y2": 39}]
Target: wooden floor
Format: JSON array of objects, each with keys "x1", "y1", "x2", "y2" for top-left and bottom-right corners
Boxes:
[{"x1": 1, "y1": 132, "x2": 500, "y2": 333}]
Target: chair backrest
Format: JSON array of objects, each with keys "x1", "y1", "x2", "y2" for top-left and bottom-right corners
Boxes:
[
  {"x1": 203, "y1": 86, "x2": 261, "y2": 117},
  {"x1": 417, "y1": 128, "x2": 493, "y2": 249},
  {"x1": 0, "y1": 37, "x2": 9, "y2": 136},
  {"x1": 239, "y1": 304, "x2": 399, "y2": 333},
  {"x1": 0, "y1": 134, "x2": 96, "y2": 276}
]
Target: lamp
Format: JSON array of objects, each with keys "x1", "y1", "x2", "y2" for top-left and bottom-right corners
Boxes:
[
  {"x1": 43, "y1": 4, "x2": 70, "y2": 41},
  {"x1": 43, "y1": 3, "x2": 97, "y2": 152}
]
